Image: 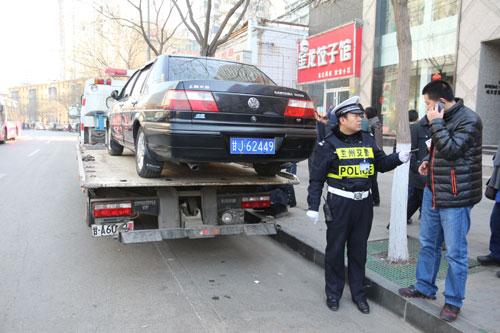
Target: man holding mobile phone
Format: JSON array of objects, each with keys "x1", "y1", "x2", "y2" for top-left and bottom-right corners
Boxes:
[{"x1": 398, "y1": 80, "x2": 483, "y2": 322}]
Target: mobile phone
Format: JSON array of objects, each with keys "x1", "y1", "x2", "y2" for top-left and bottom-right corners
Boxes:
[{"x1": 437, "y1": 100, "x2": 445, "y2": 113}]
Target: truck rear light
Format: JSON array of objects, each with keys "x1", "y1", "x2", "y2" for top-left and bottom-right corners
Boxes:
[
  {"x1": 186, "y1": 91, "x2": 219, "y2": 112},
  {"x1": 284, "y1": 99, "x2": 315, "y2": 118},
  {"x1": 81, "y1": 123, "x2": 84, "y2": 131},
  {"x1": 161, "y1": 90, "x2": 219, "y2": 112},
  {"x1": 94, "y1": 79, "x2": 111, "y2": 85},
  {"x1": 241, "y1": 195, "x2": 271, "y2": 209},
  {"x1": 82, "y1": 98, "x2": 86, "y2": 106},
  {"x1": 93, "y1": 202, "x2": 132, "y2": 218}
]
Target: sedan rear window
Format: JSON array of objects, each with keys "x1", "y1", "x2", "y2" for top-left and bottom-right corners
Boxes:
[{"x1": 164, "y1": 57, "x2": 276, "y2": 86}]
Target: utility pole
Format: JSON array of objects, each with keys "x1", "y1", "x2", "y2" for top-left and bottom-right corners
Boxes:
[{"x1": 147, "y1": 0, "x2": 151, "y2": 61}]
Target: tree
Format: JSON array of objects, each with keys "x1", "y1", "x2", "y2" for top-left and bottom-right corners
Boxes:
[
  {"x1": 387, "y1": 0, "x2": 412, "y2": 264},
  {"x1": 172, "y1": 0, "x2": 250, "y2": 56},
  {"x1": 75, "y1": 17, "x2": 146, "y2": 77},
  {"x1": 96, "y1": 0, "x2": 181, "y2": 58}
]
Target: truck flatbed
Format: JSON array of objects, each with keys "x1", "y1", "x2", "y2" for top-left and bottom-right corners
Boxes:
[{"x1": 77, "y1": 145, "x2": 299, "y2": 189}]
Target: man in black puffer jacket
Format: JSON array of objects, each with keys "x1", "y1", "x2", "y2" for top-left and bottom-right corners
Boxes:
[{"x1": 399, "y1": 80, "x2": 482, "y2": 323}]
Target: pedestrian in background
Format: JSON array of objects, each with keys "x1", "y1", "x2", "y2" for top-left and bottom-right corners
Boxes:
[
  {"x1": 407, "y1": 109, "x2": 429, "y2": 224},
  {"x1": 364, "y1": 106, "x2": 382, "y2": 206},
  {"x1": 307, "y1": 96, "x2": 409, "y2": 314},
  {"x1": 399, "y1": 80, "x2": 483, "y2": 323},
  {"x1": 477, "y1": 141, "x2": 500, "y2": 278}
]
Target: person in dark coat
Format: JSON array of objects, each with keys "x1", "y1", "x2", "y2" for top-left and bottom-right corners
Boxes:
[
  {"x1": 364, "y1": 106, "x2": 382, "y2": 206},
  {"x1": 407, "y1": 114, "x2": 431, "y2": 222},
  {"x1": 477, "y1": 141, "x2": 500, "y2": 277},
  {"x1": 399, "y1": 80, "x2": 483, "y2": 323}
]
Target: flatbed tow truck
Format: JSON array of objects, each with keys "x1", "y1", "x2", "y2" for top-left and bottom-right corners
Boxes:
[{"x1": 77, "y1": 145, "x2": 299, "y2": 244}]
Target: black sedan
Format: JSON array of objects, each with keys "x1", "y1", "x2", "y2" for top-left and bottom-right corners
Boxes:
[{"x1": 107, "y1": 55, "x2": 317, "y2": 178}]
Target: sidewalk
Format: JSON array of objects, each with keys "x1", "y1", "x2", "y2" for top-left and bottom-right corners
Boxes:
[{"x1": 271, "y1": 156, "x2": 498, "y2": 333}]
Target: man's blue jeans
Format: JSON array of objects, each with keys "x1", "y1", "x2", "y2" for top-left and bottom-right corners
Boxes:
[{"x1": 414, "y1": 188, "x2": 473, "y2": 308}]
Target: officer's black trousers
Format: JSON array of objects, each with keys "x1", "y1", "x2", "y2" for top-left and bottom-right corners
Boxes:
[{"x1": 324, "y1": 193, "x2": 373, "y2": 302}]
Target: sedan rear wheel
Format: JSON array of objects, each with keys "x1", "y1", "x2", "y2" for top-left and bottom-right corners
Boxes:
[
  {"x1": 135, "y1": 127, "x2": 163, "y2": 178},
  {"x1": 107, "y1": 125, "x2": 123, "y2": 156},
  {"x1": 253, "y1": 163, "x2": 283, "y2": 177}
]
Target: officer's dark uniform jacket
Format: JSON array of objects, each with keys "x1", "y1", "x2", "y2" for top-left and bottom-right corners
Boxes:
[
  {"x1": 425, "y1": 98, "x2": 483, "y2": 208},
  {"x1": 307, "y1": 125, "x2": 402, "y2": 211}
]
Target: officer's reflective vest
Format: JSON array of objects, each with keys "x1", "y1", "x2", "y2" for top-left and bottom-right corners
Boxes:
[{"x1": 325, "y1": 133, "x2": 375, "y2": 181}]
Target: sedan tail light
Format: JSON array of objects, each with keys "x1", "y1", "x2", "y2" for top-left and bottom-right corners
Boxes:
[
  {"x1": 284, "y1": 99, "x2": 315, "y2": 118},
  {"x1": 161, "y1": 90, "x2": 219, "y2": 112},
  {"x1": 241, "y1": 195, "x2": 271, "y2": 209},
  {"x1": 93, "y1": 202, "x2": 132, "y2": 218}
]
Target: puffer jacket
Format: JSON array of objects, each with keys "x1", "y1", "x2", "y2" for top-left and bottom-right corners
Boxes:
[{"x1": 427, "y1": 98, "x2": 483, "y2": 208}]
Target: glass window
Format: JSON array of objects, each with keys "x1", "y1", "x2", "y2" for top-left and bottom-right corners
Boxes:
[
  {"x1": 121, "y1": 71, "x2": 139, "y2": 99},
  {"x1": 326, "y1": 78, "x2": 350, "y2": 89},
  {"x1": 433, "y1": 0, "x2": 459, "y2": 21},
  {"x1": 131, "y1": 66, "x2": 151, "y2": 96},
  {"x1": 166, "y1": 57, "x2": 276, "y2": 85},
  {"x1": 371, "y1": 54, "x2": 456, "y2": 134},
  {"x1": 379, "y1": 0, "x2": 427, "y2": 35}
]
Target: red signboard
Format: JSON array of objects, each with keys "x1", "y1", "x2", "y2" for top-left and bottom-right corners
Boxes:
[{"x1": 297, "y1": 23, "x2": 362, "y2": 84}]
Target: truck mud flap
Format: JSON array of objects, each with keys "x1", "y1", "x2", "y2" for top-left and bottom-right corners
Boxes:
[{"x1": 119, "y1": 223, "x2": 277, "y2": 243}]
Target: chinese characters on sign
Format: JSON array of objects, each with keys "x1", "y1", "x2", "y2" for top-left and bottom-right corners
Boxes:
[
  {"x1": 297, "y1": 23, "x2": 362, "y2": 84},
  {"x1": 298, "y1": 39, "x2": 352, "y2": 70}
]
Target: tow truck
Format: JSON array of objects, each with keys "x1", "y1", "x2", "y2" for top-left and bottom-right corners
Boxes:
[
  {"x1": 80, "y1": 68, "x2": 132, "y2": 145},
  {"x1": 77, "y1": 146, "x2": 298, "y2": 243}
]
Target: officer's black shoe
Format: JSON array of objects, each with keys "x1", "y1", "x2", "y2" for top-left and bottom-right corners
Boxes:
[
  {"x1": 326, "y1": 297, "x2": 339, "y2": 311},
  {"x1": 353, "y1": 299, "x2": 370, "y2": 314},
  {"x1": 477, "y1": 255, "x2": 500, "y2": 266}
]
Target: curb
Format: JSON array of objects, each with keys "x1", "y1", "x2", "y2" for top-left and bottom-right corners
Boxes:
[{"x1": 271, "y1": 227, "x2": 485, "y2": 333}]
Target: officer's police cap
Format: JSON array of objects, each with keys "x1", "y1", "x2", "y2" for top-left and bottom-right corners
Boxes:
[{"x1": 333, "y1": 96, "x2": 364, "y2": 117}]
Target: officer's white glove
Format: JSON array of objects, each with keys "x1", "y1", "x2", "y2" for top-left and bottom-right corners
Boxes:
[
  {"x1": 399, "y1": 151, "x2": 411, "y2": 163},
  {"x1": 306, "y1": 210, "x2": 319, "y2": 224}
]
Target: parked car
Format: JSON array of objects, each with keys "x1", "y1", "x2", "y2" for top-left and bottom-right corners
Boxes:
[
  {"x1": 107, "y1": 55, "x2": 317, "y2": 178},
  {"x1": 34, "y1": 122, "x2": 47, "y2": 130}
]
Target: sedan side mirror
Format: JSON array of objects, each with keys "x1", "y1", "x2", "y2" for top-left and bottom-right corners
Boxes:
[{"x1": 111, "y1": 90, "x2": 120, "y2": 99}]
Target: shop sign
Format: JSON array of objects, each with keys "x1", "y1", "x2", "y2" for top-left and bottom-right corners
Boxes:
[{"x1": 297, "y1": 23, "x2": 362, "y2": 84}]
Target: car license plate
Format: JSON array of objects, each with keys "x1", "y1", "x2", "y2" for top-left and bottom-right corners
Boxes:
[
  {"x1": 91, "y1": 222, "x2": 134, "y2": 237},
  {"x1": 230, "y1": 138, "x2": 275, "y2": 154}
]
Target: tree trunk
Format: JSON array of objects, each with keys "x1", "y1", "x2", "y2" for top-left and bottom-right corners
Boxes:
[{"x1": 388, "y1": 0, "x2": 412, "y2": 264}]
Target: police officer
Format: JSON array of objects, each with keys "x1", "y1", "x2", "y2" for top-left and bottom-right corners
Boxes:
[{"x1": 306, "y1": 96, "x2": 410, "y2": 314}]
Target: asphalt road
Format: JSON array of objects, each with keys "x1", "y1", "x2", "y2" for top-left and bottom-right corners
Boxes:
[{"x1": 0, "y1": 130, "x2": 419, "y2": 332}]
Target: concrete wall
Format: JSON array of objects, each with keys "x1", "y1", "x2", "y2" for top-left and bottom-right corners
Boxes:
[
  {"x1": 215, "y1": 20, "x2": 307, "y2": 89},
  {"x1": 476, "y1": 40, "x2": 500, "y2": 146},
  {"x1": 309, "y1": 0, "x2": 363, "y2": 36},
  {"x1": 455, "y1": 0, "x2": 500, "y2": 146},
  {"x1": 359, "y1": 0, "x2": 377, "y2": 107}
]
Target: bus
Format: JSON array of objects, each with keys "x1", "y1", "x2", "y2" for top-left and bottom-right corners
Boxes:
[{"x1": 0, "y1": 96, "x2": 22, "y2": 143}]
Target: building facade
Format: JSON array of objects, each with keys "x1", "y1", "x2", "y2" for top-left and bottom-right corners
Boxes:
[
  {"x1": 8, "y1": 79, "x2": 85, "y2": 124},
  {"x1": 303, "y1": 0, "x2": 499, "y2": 146}
]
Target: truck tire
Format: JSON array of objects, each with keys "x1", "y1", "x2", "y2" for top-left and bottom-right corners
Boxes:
[
  {"x1": 135, "y1": 127, "x2": 163, "y2": 178},
  {"x1": 253, "y1": 163, "x2": 282, "y2": 177},
  {"x1": 107, "y1": 125, "x2": 123, "y2": 156}
]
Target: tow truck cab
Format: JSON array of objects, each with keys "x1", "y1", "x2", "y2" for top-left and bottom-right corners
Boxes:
[{"x1": 80, "y1": 68, "x2": 132, "y2": 145}]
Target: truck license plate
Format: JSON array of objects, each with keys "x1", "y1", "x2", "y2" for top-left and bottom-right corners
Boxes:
[
  {"x1": 91, "y1": 222, "x2": 133, "y2": 237},
  {"x1": 230, "y1": 138, "x2": 275, "y2": 154}
]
